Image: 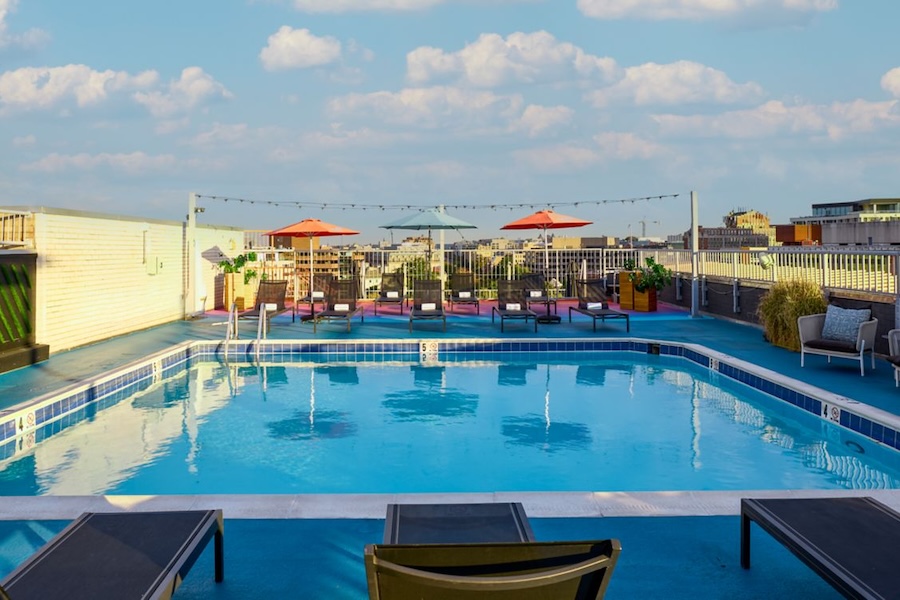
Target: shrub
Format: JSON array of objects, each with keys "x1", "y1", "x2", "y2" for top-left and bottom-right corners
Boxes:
[{"x1": 757, "y1": 280, "x2": 827, "y2": 351}]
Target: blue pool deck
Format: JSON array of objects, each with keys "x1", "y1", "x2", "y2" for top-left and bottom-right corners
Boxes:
[{"x1": 0, "y1": 301, "x2": 898, "y2": 598}]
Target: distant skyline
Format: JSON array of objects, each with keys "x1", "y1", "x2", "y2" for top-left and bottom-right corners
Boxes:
[{"x1": 2, "y1": 0, "x2": 898, "y2": 243}]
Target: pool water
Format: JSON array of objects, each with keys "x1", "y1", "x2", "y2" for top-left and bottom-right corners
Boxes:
[{"x1": 2, "y1": 354, "x2": 898, "y2": 495}]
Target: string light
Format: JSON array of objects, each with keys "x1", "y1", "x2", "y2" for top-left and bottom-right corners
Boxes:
[{"x1": 194, "y1": 193, "x2": 680, "y2": 212}]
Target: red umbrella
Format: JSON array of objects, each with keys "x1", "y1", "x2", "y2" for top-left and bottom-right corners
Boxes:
[
  {"x1": 266, "y1": 218, "x2": 359, "y2": 308},
  {"x1": 501, "y1": 209, "x2": 592, "y2": 275}
]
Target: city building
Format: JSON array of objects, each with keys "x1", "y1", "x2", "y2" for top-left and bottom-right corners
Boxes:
[{"x1": 789, "y1": 198, "x2": 900, "y2": 246}]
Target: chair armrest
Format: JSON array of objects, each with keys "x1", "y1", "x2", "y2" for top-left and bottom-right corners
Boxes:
[
  {"x1": 856, "y1": 319, "x2": 879, "y2": 351},
  {"x1": 798, "y1": 313, "x2": 826, "y2": 344},
  {"x1": 888, "y1": 329, "x2": 900, "y2": 357}
]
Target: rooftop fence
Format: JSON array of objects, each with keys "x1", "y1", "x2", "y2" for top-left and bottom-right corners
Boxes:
[{"x1": 252, "y1": 246, "x2": 900, "y2": 301}]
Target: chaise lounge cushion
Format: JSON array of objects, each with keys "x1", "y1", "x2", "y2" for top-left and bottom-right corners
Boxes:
[{"x1": 821, "y1": 305, "x2": 871, "y2": 343}]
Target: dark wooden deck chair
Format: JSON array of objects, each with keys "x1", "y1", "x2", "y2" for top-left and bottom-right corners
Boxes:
[
  {"x1": 313, "y1": 279, "x2": 364, "y2": 333},
  {"x1": 300, "y1": 273, "x2": 334, "y2": 315},
  {"x1": 521, "y1": 273, "x2": 557, "y2": 315},
  {"x1": 0, "y1": 510, "x2": 224, "y2": 600},
  {"x1": 364, "y1": 539, "x2": 621, "y2": 600},
  {"x1": 492, "y1": 279, "x2": 537, "y2": 332},
  {"x1": 448, "y1": 272, "x2": 479, "y2": 314},
  {"x1": 409, "y1": 279, "x2": 446, "y2": 332},
  {"x1": 238, "y1": 279, "x2": 293, "y2": 323},
  {"x1": 374, "y1": 271, "x2": 405, "y2": 315},
  {"x1": 568, "y1": 279, "x2": 630, "y2": 332}
]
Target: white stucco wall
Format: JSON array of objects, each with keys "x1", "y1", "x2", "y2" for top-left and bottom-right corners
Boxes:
[{"x1": 28, "y1": 207, "x2": 242, "y2": 352}]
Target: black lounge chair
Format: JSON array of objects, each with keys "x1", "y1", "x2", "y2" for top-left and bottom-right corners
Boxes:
[
  {"x1": 448, "y1": 272, "x2": 479, "y2": 314},
  {"x1": 374, "y1": 271, "x2": 405, "y2": 315},
  {"x1": 409, "y1": 279, "x2": 446, "y2": 332},
  {"x1": 741, "y1": 496, "x2": 900, "y2": 599},
  {"x1": 238, "y1": 279, "x2": 293, "y2": 322},
  {"x1": 568, "y1": 279, "x2": 630, "y2": 332},
  {"x1": 0, "y1": 509, "x2": 224, "y2": 600},
  {"x1": 299, "y1": 273, "x2": 334, "y2": 316},
  {"x1": 364, "y1": 539, "x2": 621, "y2": 599},
  {"x1": 313, "y1": 279, "x2": 364, "y2": 332},
  {"x1": 492, "y1": 279, "x2": 537, "y2": 332},
  {"x1": 521, "y1": 273, "x2": 557, "y2": 316}
]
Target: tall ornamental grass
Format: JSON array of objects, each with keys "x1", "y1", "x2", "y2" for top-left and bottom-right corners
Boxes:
[{"x1": 757, "y1": 280, "x2": 827, "y2": 351}]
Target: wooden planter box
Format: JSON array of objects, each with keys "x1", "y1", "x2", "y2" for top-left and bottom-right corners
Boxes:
[
  {"x1": 618, "y1": 272, "x2": 635, "y2": 310},
  {"x1": 633, "y1": 287, "x2": 658, "y2": 312}
]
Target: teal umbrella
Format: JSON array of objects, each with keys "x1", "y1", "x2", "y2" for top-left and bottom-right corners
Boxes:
[{"x1": 381, "y1": 209, "x2": 477, "y2": 277}]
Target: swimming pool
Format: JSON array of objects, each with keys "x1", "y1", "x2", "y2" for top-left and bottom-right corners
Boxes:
[{"x1": 2, "y1": 342, "x2": 899, "y2": 496}]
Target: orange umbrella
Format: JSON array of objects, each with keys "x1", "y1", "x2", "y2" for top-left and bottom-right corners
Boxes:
[
  {"x1": 266, "y1": 218, "x2": 360, "y2": 309},
  {"x1": 501, "y1": 209, "x2": 592, "y2": 274}
]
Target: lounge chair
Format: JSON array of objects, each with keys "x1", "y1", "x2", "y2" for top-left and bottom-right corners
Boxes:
[
  {"x1": 741, "y1": 496, "x2": 900, "y2": 598},
  {"x1": 0, "y1": 510, "x2": 224, "y2": 600},
  {"x1": 409, "y1": 279, "x2": 446, "y2": 332},
  {"x1": 569, "y1": 279, "x2": 630, "y2": 332},
  {"x1": 374, "y1": 271, "x2": 405, "y2": 315},
  {"x1": 492, "y1": 279, "x2": 537, "y2": 332},
  {"x1": 448, "y1": 272, "x2": 479, "y2": 314},
  {"x1": 313, "y1": 279, "x2": 364, "y2": 332},
  {"x1": 237, "y1": 279, "x2": 291, "y2": 320},
  {"x1": 299, "y1": 273, "x2": 334, "y2": 316},
  {"x1": 888, "y1": 328, "x2": 900, "y2": 386},
  {"x1": 798, "y1": 305, "x2": 877, "y2": 376},
  {"x1": 364, "y1": 539, "x2": 621, "y2": 599},
  {"x1": 521, "y1": 273, "x2": 557, "y2": 317}
]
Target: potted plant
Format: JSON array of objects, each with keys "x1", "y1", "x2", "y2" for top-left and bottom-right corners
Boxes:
[
  {"x1": 757, "y1": 279, "x2": 827, "y2": 351},
  {"x1": 618, "y1": 258, "x2": 637, "y2": 310},
  {"x1": 629, "y1": 257, "x2": 673, "y2": 312},
  {"x1": 218, "y1": 252, "x2": 259, "y2": 310}
]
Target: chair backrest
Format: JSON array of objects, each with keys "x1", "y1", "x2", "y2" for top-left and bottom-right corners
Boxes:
[
  {"x1": 309, "y1": 273, "x2": 335, "y2": 299},
  {"x1": 254, "y1": 280, "x2": 288, "y2": 310},
  {"x1": 574, "y1": 279, "x2": 608, "y2": 308},
  {"x1": 364, "y1": 539, "x2": 621, "y2": 600},
  {"x1": 497, "y1": 279, "x2": 526, "y2": 307},
  {"x1": 521, "y1": 273, "x2": 545, "y2": 291},
  {"x1": 450, "y1": 273, "x2": 475, "y2": 296},
  {"x1": 413, "y1": 279, "x2": 442, "y2": 309},
  {"x1": 326, "y1": 280, "x2": 358, "y2": 311},
  {"x1": 380, "y1": 272, "x2": 404, "y2": 296}
]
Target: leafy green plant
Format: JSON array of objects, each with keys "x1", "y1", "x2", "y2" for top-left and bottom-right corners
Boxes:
[
  {"x1": 757, "y1": 279, "x2": 827, "y2": 351},
  {"x1": 629, "y1": 257, "x2": 673, "y2": 292},
  {"x1": 622, "y1": 258, "x2": 636, "y2": 270},
  {"x1": 218, "y1": 252, "x2": 259, "y2": 285}
]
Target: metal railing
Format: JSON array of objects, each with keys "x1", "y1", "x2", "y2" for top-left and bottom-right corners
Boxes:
[{"x1": 249, "y1": 246, "x2": 900, "y2": 302}]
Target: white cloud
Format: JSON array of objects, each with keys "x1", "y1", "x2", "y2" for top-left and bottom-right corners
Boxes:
[
  {"x1": 0, "y1": 0, "x2": 49, "y2": 51},
  {"x1": 515, "y1": 105, "x2": 573, "y2": 136},
  {"x1": 260, "y1": 26, "x2": 343, "y2": 71},
  {"x1": 12, "y1": 133, "x2": 35, "y2": 146},
  {"x1": 577, "y1": 0, "x2": 838, "y2": 21},
  {"x1": 292, "y1": 0, "x2": 441, "y2": 11},
  {"x1": 653, "y1": 99, "x2": 900, "y2": 140},
  {"x1": 881, "y1": 67, "x2": 900, "y2": 98},
  {"x1": 0, "y1": 65, "x2": 157, "y2": 113},
  {"x1": 593, "y1": 131, "x2": 666, "y2": 159},
  {"x1": 589, "y1": 60, "x2": 763, "y2": 107},
  {"x1": 514, "y1": 144, "x2": 603, "y2": 172},
  {"x1": 328, "y1": 86, "x2": 524, "y2": 129},
  {"x1": 20, "y1": 151, "x2": 178, "y2": 174},
  {"x1": 132, "y1": 67, "x2": 232, "y2": 118},
  {"x1": 407, "y1": 31, "x2": 617, "y2": 87}
]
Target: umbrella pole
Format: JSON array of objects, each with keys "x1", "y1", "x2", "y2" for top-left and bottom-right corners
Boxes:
[
  {"x1": 309, "y1": 240, "x2": 314, "y2": 315},
  {"x1": 538, "y1": 226, "x2": 560, "y2": 324}
]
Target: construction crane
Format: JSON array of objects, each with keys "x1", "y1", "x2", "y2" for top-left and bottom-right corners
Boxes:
[{"x1": 638, "y1": 218, "x2": 659, "y2": 237}]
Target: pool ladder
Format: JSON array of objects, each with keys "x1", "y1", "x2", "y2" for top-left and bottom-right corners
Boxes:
[{"x1": 224, "y1": 302, "x2": 277, "y2": 359}]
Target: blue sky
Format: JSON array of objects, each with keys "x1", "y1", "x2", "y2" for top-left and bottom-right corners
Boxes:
[{"x1": 2, "y1": 0, "x2": 898, "y2": 243}]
